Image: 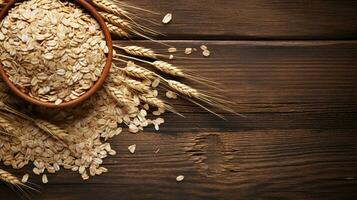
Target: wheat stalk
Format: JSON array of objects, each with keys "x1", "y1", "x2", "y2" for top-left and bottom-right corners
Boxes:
[
  {"x1": 114, "y1": 53, "x2": 221, "y2": 89},
  {"x1": 164, "y1": 79, "x2": 245, "y2": 118},
  {"x1": 106, "y1": 23, "x2": 129, "y2": 38},
  {"x1": 0, "y1": 100, "x2": 32, "y2": 121}
]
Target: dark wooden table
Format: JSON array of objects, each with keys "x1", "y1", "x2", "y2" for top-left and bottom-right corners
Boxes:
[{"x1": 1, "y1": 0, "x2": 357, "y2": 199}]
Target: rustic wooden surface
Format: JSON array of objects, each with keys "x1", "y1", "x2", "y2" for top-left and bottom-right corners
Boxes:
[{"x1": 1, "y1": 0, "x2": 357, "y2": 200}]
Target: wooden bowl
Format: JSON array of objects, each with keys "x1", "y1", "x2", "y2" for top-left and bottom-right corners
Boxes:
[{"x1": 0, "y1": 0, "x2": 113, "y2": 108}]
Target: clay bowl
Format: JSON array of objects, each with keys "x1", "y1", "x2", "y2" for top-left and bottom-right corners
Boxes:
[{"x1": 0, "y1": 0, "x2": 113, "y2": 108}]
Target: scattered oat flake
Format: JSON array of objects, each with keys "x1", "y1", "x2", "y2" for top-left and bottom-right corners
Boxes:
[
  {"x1": 54, "y1": 99, "x2": 63, "y2": 105},
  {"x1": 168, "y1": 47, "x2": 177, "y2": 53},
  {"x1": 21, "y1": 174, "x2": 29, "y2": 183},
  {"x1": 176, "y1": 175, "x2": 184, "y2": 182},
  {"x1": 152, "y1": 78, "x2": 160, "y2": 88},
  {"x1": 162, "y1": 13, "x2": 172, "y2": 24},
  {"x1": 185, "y1": 48, "x2": 192, "y2": 55},
  {"x1": 203, "y1": 50, "x2": 210, "y2": 57},
  {"x1": 128, "y1": 144, "x2": 136, "y2": 154},
  {"x1": 42, "y1": 174, "x2": 48, "y2": 184},
  {"x1": 200, "y1": 45, "x2": 208, "y2": 51}
]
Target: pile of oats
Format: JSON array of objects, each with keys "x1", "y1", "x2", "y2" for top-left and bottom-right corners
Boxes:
[
  {"x1": 0, "y1": 0, "x2": 168, "y2": 183},
  {"x1": 0, "y1": 0, "x2": 108, "y2": 104},
  {"x1": 0, "y1": 67, "x2": 165, "y2": 181}
]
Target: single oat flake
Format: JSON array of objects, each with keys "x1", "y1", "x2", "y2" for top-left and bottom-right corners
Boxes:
[
  {"x1": 128, "y1": 144, "x2": 136, "y2": 154},
  {"x1": 162, "y1": 13, "x2": 172, "y2": 24},
  {"x1": 176, "y1": 175, "x2": 184, "y2": 182}
]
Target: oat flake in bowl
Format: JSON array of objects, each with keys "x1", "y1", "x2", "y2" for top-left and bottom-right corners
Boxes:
[{"x1": 0, "y1": 0, "x2": 109, "y2": 105}]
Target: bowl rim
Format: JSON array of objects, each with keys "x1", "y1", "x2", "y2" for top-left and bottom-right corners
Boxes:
[{"x1": 0, "y1": 0, "x2": 113, "y2": 108}]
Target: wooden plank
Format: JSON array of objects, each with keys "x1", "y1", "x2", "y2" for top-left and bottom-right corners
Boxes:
[
  {"x1": 1, "y1": 130, "x2": 357, "y2": 200},
  {"x1": 119, "y1": 0, "x2": 357, "y2": 39},
  {"x1": 1, "y1": 40, "x2": 357, "y2": 199}
]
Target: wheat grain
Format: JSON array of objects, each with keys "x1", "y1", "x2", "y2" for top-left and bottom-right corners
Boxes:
[
  {"x1": 120, "y1": 46, "x2": 157, "y2": 59},
  {"x1": 106, "y1": 22, "x2": 129, "y2": 38}
]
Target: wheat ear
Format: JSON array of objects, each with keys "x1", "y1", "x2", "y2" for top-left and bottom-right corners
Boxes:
[
  {"x1": 164, "y1": 80, "x2": 245, "y2": 118},
  {"x1": 151, "y1": 60, "x2": 221, "y2": 87},
  {"x1": 115, "y1": 53, "x2": 221, "y2": 88},
  {"x1": 0, "y1": 100, "x2": 32, "y2": 121},
  {"x1": 99, "y1": 12, "x2": 159, "y2": 36},
  {"x1": 105, "y1": 85, "x2": 135, "y2": 106},
  {"x1": 0, "y1": 169, "x2": 36, "y2": 196},
  {"x1": 0, "y1": 169, "x2": 25, "y2": 186},
  {"x1": 119, "y1": 61, "x2": 156, "y2": 80},
  {"x1": 34, "y1": 119, "x2": 69, "y2": 145},
  {"x1": 91, "y1": 0, "x2": 129, "y2": 17},
  {"x1": 100, "y1": 12, "x2": 130, "y2": 28},
  {"x1": 0, "y1": 115, "x2": 19, "y2": 137},
  {"x1": 106, "y1": 23, "x2": 129, "y2": 38},
  {"x1": 115, "y1": 45, "x2": 158, "y2": 59},
  {"x1": 0, "y1": 101, "x2": 71, "y2": 144},
  {"x1": 111, "y1": 0, "x2": 160, "y2": 15},
  {"x1": 112, "y1": 74, "x2": 150, "y2": 93}
]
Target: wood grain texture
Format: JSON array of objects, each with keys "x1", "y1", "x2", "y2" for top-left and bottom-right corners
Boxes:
[
  {"x1": 1, "y1": 40, "x2": 357, "y2": 200},
  {"x1": 121, "y1": 0, "x2": 357, "y2": 39}
]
